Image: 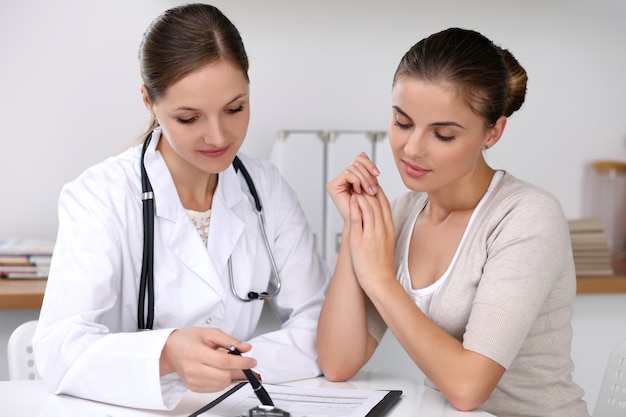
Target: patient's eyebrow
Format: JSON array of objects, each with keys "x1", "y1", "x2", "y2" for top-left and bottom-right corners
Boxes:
[
  {"x1": 392, "y1": 105, "x2": 465, "y2": 129},
  {"x1": 392, "y1": 105, "x2": 413, "y2": 122}
]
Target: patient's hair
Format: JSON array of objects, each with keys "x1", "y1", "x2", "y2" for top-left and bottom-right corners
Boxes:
[
  {"x1": 393, "y1": 28, "x2": 528, "y2": 126},
  {"x1": 137, "y1": 3, "x2": 249, "y2": 138}
]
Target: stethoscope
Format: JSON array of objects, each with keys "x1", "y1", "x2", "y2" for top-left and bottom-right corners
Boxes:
[{"x1": 138, "y1": 132, "x2": 282, "y2": 330}]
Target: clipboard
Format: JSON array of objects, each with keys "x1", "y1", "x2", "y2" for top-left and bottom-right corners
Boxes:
[
  {"x1": 189, "y1": 382, "x2": 402, "y2": 417},
  {"x1": 365, "y1": 389, "x2": 403, "y2": 417}
]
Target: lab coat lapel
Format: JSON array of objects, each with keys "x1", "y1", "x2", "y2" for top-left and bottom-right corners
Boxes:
[
  {"x1": 166, "y1": 214, "x2": 224, "y2": 296},
  {"x1": 208, "y1": 165, "x2": 246, "y2": 283}
]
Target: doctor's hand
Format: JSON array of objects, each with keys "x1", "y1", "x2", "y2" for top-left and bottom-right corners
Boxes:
[
  {"x1": 348, "y1": 187, "x2": 397, "y2": 293},
  {"x1": 159, "y1": 328, "x2": 256, "y2": 393},
  {"x1": 327, "y1": 152, "x2": 381, "y2": 222}
]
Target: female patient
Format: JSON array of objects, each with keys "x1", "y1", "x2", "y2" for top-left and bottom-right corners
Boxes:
[
  {"x1": 318, "y1": 28, "x2": 589, "y2": 416},
  {"x1": 33, "y1": 3, "x2": 328, "y2": 410}
]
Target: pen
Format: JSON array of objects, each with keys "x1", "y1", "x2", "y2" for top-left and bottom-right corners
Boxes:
[{"x1": 228, "y1": 345, "x2": 274, "y2": 406}]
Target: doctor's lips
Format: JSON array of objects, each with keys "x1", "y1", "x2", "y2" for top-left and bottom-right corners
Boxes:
[
  {"x1": 402, "y1": 160, "x2": 431, "y2": 178},
  {"x1": 199, "y1": 145, "x2": 230, "y2": 158}
]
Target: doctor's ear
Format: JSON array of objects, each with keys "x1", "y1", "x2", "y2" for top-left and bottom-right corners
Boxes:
[{"x1": 140, "y1": 85, "x2": 155, "y2": 114}]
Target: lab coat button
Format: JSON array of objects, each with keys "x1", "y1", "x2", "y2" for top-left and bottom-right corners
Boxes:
[{"x1": 205, "y1": 317, "x2": 212, "y2": 325}]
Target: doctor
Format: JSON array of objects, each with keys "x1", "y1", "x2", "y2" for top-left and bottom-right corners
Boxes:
[{"x1": 33, "y1": 3, "x2": 329, "y2": 410}]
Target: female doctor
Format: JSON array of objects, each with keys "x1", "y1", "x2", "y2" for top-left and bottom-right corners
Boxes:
[{"x1": 33, "y1": 3, "x2": 329, "y2": 410}]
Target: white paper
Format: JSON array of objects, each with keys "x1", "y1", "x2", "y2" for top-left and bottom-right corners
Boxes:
[{"x1": 196, "y1": 383, "x2": 391, "y2": 417}]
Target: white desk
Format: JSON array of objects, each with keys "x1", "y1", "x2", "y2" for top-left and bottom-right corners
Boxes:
[{"x1": 0, "y1": 370, "x2": 494, "y2": 417}]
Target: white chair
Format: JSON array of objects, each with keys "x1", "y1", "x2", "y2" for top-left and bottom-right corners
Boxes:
[
  {"x1": 594, "y1": 338, "x2": 626, "y2": 416},
  {"x1": 7, "y1": 320, "x2": 40, "y2": 381}
]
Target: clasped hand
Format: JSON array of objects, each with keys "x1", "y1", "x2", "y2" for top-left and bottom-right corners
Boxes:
[
  {"x1": 160, "y1": 327, "x2": 257, "y2": 393},
  {"x1": 327, "y1": 152, "x2": 397, "y2": 289}
]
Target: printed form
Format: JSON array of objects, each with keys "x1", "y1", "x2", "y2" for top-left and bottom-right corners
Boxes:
[{"x1": 192, "y1": 383, "x2": 399, "y2": 417}]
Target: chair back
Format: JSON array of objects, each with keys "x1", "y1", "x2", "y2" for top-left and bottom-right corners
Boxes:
[
  {"x1": 594, "y1": 338, "x2": 626, "y2": 416},
  {"x1": 7, "y1": 320, "x2": 40, "y2": 380}
]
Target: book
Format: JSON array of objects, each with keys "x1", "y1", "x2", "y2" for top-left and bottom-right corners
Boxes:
[
  {"x1": 575, "y1": 268, "x2": 614, "y2": 277},
  {"x1": 568, "y1": 218, "x2": 614, "y2": 277},
  {"x1": 0, "y1": 237, "x2": 55, "y2": 256},
  {"x1": 0, "y1": 238, "x2": 54, "y2": 279},
  {"x1": 568, "y1": 218, "x2": 605, "y2": 234},
  {"x1": 0, "y1": 264, "x2": 49, "y2": 273},
  {"x1": 570, "y1": 232, "x2": 611, "y2": 246},
  {"x1": 0, "y1": 263, "x2": 50, "y2": 279},
  {"x1": 1, "y1": 270, "x2": 49, "y2": 279},
  {"x1": 0, "y1": 256, "x2": 30, "y2": 264}
]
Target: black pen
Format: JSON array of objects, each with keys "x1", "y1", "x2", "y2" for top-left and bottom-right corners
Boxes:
[{"x1": 228, "y1": 345, "x2": 274, "y2": 406}]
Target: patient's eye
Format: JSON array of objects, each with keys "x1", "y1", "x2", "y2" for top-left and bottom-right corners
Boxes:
[{"x1": 225, "y1": 105, "x2": 245, "y2": 114}]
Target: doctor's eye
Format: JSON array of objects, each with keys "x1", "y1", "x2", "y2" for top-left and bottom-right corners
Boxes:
[{"x1": 177, "y1": 116, "x2": 198, "y2": 125}]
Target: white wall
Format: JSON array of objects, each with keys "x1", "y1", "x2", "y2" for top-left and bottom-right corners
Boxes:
[
  {"x1": 1, "y1": 0, "x2": 626, "y2": 414},
  {"x1": 1, "y1": 0, "x2": 626, "y2": 239}
]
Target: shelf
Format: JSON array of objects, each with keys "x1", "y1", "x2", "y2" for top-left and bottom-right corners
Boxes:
[
  {"x1": 0, "y1": 259, "x2": 623, "y2": 310},
  {"x1": 576, "y1": 258, "x2": 626, "y2": 295},
  {"x1": 0, "y1": 278, "x2": 47, "y2": 309}
]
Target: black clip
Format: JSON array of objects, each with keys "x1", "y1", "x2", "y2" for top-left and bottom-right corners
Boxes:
[{"x1": 248, "y1": 405, "x2": 290, "y2": 417}]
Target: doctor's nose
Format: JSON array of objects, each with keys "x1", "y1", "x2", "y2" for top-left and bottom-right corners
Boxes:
[{"x1": 202, "y1": 121, "x2": 228, "y2": 146}]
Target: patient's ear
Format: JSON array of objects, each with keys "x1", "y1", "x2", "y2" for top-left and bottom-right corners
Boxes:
[{"x1": 485, "y1": 116, "x2": 507, "y2": 149}]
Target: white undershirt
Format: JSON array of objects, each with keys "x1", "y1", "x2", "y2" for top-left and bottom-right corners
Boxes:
[
  {"x1": 185, "y1": 208, "x2": 212, "y2": 245},
  {"x1": 397, "y1": 170, "x2": 504, "y2": 316}
]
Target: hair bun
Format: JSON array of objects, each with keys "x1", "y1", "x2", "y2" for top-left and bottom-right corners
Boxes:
[{"x1": 499, "y1": 48, "x2": 528, "y2": 117}]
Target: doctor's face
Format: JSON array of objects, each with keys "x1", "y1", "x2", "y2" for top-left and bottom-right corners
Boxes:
[{"x1": 147, "y1": 59, "x2": 250, "y2": 175}]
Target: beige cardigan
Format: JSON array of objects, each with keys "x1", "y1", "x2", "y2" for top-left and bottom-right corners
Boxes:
[{"x1": 367, "y1": 172, "x2": 590, "y2": 417}]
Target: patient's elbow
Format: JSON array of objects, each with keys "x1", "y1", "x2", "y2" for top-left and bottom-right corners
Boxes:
[
  {"x1": 321, "y1": 366, "x2": 357, "y2": 382},
  {"x1": 445, "y1": 383, "x2": 491, "y2": 412},
  {"x1": 450, "y1": 398, "x2": 484, "y2": 413},
  {"x1": 319, "y1": 357, "x2": 360, "y2": 382},
  {"x1": 317, "y1": 338, "x2": 374, "y2": 382}
]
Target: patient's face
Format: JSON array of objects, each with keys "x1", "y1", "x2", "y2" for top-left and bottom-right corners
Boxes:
[{"x1": 388, "y1": 78, "x2": 491, "y2": 194}]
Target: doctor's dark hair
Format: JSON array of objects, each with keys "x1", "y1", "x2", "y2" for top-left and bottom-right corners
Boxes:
[
  {"x1": 138, "y1": 3, "x2": 249, "y2": 137},
  {"x1": 393, "y1": 28, "x2": 528, "y2": 126}
]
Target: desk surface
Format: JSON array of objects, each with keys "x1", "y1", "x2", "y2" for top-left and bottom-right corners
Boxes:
[{"x1": 0, "y1": 371, "x2": 493, "y2": 417}]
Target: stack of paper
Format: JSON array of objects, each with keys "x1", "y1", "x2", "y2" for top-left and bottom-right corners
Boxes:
[
  {"x1": 568, "y1": 218, "x2": 613, "y2": 276},
  {"x1": 0, "y1": 237, "x2": 55, "y2": 279}
]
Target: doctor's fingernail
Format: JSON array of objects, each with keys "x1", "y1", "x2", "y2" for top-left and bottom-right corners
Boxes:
[
  {"x1": 369, "y1": 185, "x2": 378, "y2": 195},
  {"x1": 372, "y1": 167, "x2": 380, "y2": 175}
]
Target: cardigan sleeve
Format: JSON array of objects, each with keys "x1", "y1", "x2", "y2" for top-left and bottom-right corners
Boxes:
[{"x1": 460, "y1": 186, "x2": 574, "y2": 369}]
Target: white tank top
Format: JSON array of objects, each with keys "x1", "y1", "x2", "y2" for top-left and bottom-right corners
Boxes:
[{"x1": 397, "y1": 170, "x2": 504, "y2": 316}]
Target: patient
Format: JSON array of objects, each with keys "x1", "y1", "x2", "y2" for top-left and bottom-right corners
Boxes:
[{"x1": 317, "y1": 27, "x2": 590, "y2": 417}]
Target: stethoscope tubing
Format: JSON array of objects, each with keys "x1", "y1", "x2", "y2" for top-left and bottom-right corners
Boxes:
[{"x1": 139, "y1": 134, "x2": 155, "y2": 330}]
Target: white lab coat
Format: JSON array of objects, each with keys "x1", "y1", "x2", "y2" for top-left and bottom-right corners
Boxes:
[{"x1": 33, "y1": 129, "x2": 330, "y2": 409}]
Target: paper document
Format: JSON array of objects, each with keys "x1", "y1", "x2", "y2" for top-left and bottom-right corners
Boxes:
[{"x1": 190, "y1": 382, "x2": 401, "y2": 417}]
